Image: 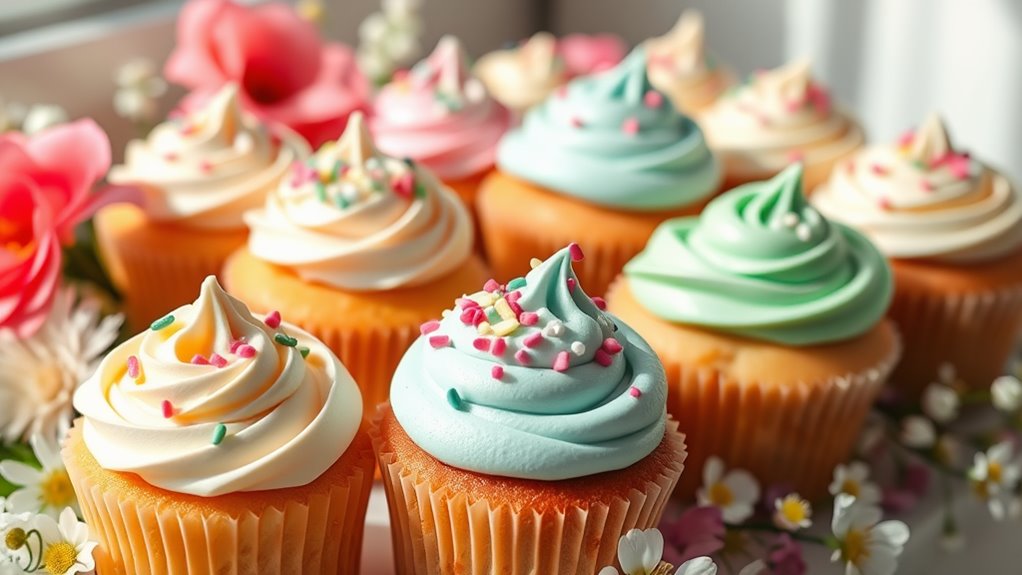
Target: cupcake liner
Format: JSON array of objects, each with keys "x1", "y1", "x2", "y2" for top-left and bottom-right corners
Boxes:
[
  {"x1": 887, "y1": 279, "x2": 1022, "y2": 396},
  {"x1": 371, "y1": 407, "x2": 686, "y2": 575},
  {"x1": 64, "y1": 423, "x2": 374, "y2": 575},
  {"x1": 667, "y1": 338, "x2": 899, "y2": 500}
]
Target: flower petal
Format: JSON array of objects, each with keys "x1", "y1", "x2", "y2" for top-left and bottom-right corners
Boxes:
[
  {"x1": 702, "y1": 456, "x2": 723, "y2": 487},
  {"x1": 617, "y1": 529, "x2": 645, "y2": 574},
  {"x1": 675, "y1": 556, "x2": 718, "y2": 575},
  {"x1": 0, "y1": 460, "x2": 41, "y2": 486}
]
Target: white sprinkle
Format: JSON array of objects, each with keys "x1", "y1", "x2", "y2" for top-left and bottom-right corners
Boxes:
[
  {"x1": 441, "y1": 309, "x2": 451, "y2": 318},
  {"x1": 571, "y1": 341, "x2": 586, "y2": 356},
  {"x1": 339, "y1": 182, "x2": 360, "y2": 202},
  {"x1": 782, "y1": 212, "x2": 800, "y2": 228},
  {"x1": 795, "y1": 223, "x2": 812, "y2": 241},
  {"x1": 529, "y1": 258, "x2": 542, "y2": 269},
  {"x1": 543, "y1": 320, "x2": 565, "y2": 338},
  {"x1": 365, "y1": 157, "x2": 383, "y2": 171}
]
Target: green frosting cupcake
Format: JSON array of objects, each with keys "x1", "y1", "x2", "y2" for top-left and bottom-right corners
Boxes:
[{"x1": 624, "y1": 164, "x2": 892, "y2": 345}]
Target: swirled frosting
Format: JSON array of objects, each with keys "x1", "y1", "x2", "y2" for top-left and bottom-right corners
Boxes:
[
  {"x1": 812, "y1": 113, "x2": 1022, "y2": 263},
  {"x1": 245, "y1": 112, "x2": 473, "y2": 291},
  {"x1": 699, "y1": 60, "x2": 863, "y2": 175},
  {"x1": 372, "y1": 36, "x2": 510, "y2": 180},
  {"x1": 73, "y1": 276, "x2": 362, "y2": 497},
  {"x1": 474, "y1": 32, "x2": 568, "y2": 112},
  {"x1": 497, "y1": 47, "x2": 720, "y2": 211},
  {"x1": 390, "y1": 245, "x2": 667, "y2": 480},
  {"x1": 645, "y1": 10, "x2": 734, "y2": 114},
  {"x1": 109, "y1": 84, "x2": 309, "y2": 229},
  {"x1": 625, "y1": 164, "x2": 892, "y2": 346}
]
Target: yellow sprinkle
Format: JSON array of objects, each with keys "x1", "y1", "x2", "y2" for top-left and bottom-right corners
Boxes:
[
  {"x1": 469, "y1": 291, "x2": 498, "y2": 307},
  {"x1": 530, "y1": 258, "x2": 542, "y2": 269},
  {"x1": 494, "y1": 298, "x2": 516, "y2": 321},
  {"x1": 477, "y1": 321, "x2": 494, "y2": 335},
  {"x1": 492, "y1": 318, "x2": 521, "y2": 337},
  {"x1": 441, "y1": 309, "x2": 451, "y2": 318}
]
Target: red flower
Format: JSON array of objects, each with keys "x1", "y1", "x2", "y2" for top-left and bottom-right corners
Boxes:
[
  {"x1": 0, "y1": 120, "x2": 119, "y2": 336},
  {"x1": 165, "y1": 0, "x2": 370, "y2": 147}
]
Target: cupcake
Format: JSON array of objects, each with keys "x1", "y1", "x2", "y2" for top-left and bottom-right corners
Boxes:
[
  {"x1": 64, "y1": 276, "x2": 374, "y2": 573},
  {"x1": 96, "y1": 84, "x2": 309, "y2": 330},
  {"x1": 223, "y1": 112, "x2": 488, "y2": 415},
  {"x1": 478, "y1": 47, "x2": 720, "y2": 297},
  {"x1": 645, "y1": 10, "x2": 735, "y2": 116},
  {"x1": 699, "y1": 59, "x2": 864, "y2": 192},
  {"x1": 371, "y1": 36, "x2": 511, "y2": 216},
  {"x1": 475, "y1": 32, "x2": 567, "y2": 114},
  {"x1": 373, "y1": 245, "x2": 685, "y2": 574},
  {"x1": 812, "y1": 113, "x2": 1022, "y2": 395},
  {"x1": 607, "y1": 164, "x2": 899, "y2": 498}
]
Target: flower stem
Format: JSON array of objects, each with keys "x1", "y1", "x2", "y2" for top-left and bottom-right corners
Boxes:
[{"x1": 725, "y1": 522, "x2": 831, "y2": 546}]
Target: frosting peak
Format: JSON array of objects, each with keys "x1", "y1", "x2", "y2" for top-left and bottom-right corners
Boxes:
[
  {"x1": 497, "y1": 47, "x2": 720, "y2": 211},
  {"x1": 906, "y1": 112, "x2": 951, "y2": 166},
  {"x1": 246, "y1": 111, "x2": 473, "y2": 290},
  {"x1": 73, "y1": 276, "x2": 363, "y2": 497},
  {"x1": 647, "y1": 10, "x2": 706, "y2": 75},
  {"x1": 390, "y1": 245, "x2": 668, "y2": 480},
  {"x1": 474, "y1": 32, "x2": 568, "y2": 112},
  {"x1": 626, "y1": 164, "x2": 893, "y2": 345}
]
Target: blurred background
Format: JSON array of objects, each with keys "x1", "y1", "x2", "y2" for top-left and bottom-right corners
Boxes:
[{"x1": 0, "y1": 0, "x2": 1019, "y2": 180}]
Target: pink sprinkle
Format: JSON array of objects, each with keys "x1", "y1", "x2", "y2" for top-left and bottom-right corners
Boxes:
[
  {"x1": 871, "y1": 164, "x2": 889, "y2": 176},
  {"x1": 264, "y1": 310, "x2": 282, "y2": 329},
  {"x1": 806, "y1": 83, "x2": 832, "y2": 116},
  {"x1": 556, "y1": 85, "x2": 569, "y2": 99},
  {"x1": 126, "y1": 356, "x2": 140, "y2": 378},
  {"x1": 457, "y1": 297, "x2": 480, "y2": 309},
  {"x1": 648, "y1": 54, "x2": 673, "y2": 70},
  {"x1": 784, "y1": 98, "x2": 805, "y2": 113},
  {"x1": 567, "y1": 278, "x2": 576, "y2": 292},
  {"x1": 520, "y1": 312, "x2": 539, "y2": 326},
  {"x1": 845, "y1": 160, "x2": 855, "y2": 175},
  {"x1": 429, "y1": 335, "x2": 450, "y2": 348},
  {"x1": 471, "y1": 309, "x2": 486, "y2": 326},
  {"x1": 199, "y1": 160, "x2": 213, "y2": 173},
  {"x1": 392, "y1": 172, "x2": 415, "y2": 198},
  {"x1": 523, "y1": 332, "x2": 544, "y2": 348},
  {"x1": 602, "y1": 338, "x2": 623, "y2": 354},
  {"x1": 515, "y1": 349, "x2": 531, "y2": 365},
  {"x1": 161, "y1": 400, "x2": 174, "y2": 419},
  {"x1": 491, "y1": 365, "x2": 504, "y2": 380},
  {"x1": 787, "y1": 150, "x2": 805, "y2": 163},
  {"x1": 568, "y1": 242, "x2": 585, "y2": 262},
  {"x1": 163, "y1": 152, "x2": 178, "y2": 162},
  {"x1": 210, "y1": 353, "x2": 228, "y2": 368},
  {"x1": 591, "y1": 296, "x2": 607, "y2": 310},
  {"x1": 459, "y1": 308, "x2": 477, "y2": 325},
  {"x1": 878, "y1": 197, "x2": 893, "y2": 211},
  {"x1": 229, "y1": 338, "x2": 246, "y2": 353},
  {"x1": 507, "y1": 298, "x2": 524, "y2": 316},
  {"x1": 621, "y1": 117, "x2": 640, "y2": 135},
  {"x1": 505, "y1": 291, "x2": 522, "y2": 305},
  {"x1": 483, "y1": 279, "x2": 501, "y2": 293},
  {"x1": 552, "y1": 351, "x2": 570, "y2": 372},
  {"x1": 594, "y1": 349, "x2": 614, "y2": 367},
  {"x1": 473, "y1": 337, "x2": 492, "y2": 352},
  {"x1": 947, "y1": 156, "x2": 970, "y2": 180},
  {"x1": 491, "y1": 338, "x2": 507, "y2": 356},
  {"x1": 643, "y1": 91, "x2": 664, "y2": 109},
  {"x1": 236, "y1": 344, "x2": 256, "y2": 358},
  {"x1": 897, "y1": 130, "x2": 915, "y2": 147},
  {"x1": 570, "y1": 116, "x2": 584, "y2": 128},
  {"x1": 420, "y1": 320, "x2": 441, "y2": 335},
  {"x1": 920, "y1": 180, "x2": 934, "y2": 193},
  {"x1": 629, "y1": 386, "x2": 642, "y2": 398},
  {"x1": 191, "y1": 354, "x2": 209, "y2": 365}
]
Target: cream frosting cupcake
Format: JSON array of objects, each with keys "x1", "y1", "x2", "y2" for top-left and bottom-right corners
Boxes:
[
  {"x1": 645, "y1": 10, "x2": 735, "y2": 116},
  {"x1": 474, "y1": 32, "x2": 568, "y2": 114}
]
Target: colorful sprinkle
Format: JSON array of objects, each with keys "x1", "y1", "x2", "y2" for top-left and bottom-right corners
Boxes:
[
  {"x1": 392, "y1": 172, "x2": 415, "y2": 198},
  {"x1": 570, "y1": 341, "x2": 586, "y2": 356},
  {"x1": 237, "y1": 344, "x2": 257, "y2": 358},
  {"x1": 491, "y1": 338, "x2": 507, "y2": 356},
  {"x1": 264, "y1": 311, "x2": 282, "y2": 329},
  {"x1": 529, "y1": 258, "x2": 542, "y2": 269},
  {"x1": 920, "y1": 180, "x2": 934, "y2": 193},
  {"x1": 629, "y1": 386, "x2": 642, "y2": 398},
  {"x1": 212, "y1": 423, "x2": 227, "y2": 446},
  {"x1": 520, "y1": 312, "x2": 539, "y2": 326},
  {"x1": 457, "y1": 297, "x2": 480, "y2": 309},
  {"x1": 163, "y1": 152, "x2": 178, "y2": 162},
  {"x1": 552, "y1": 351, "x2": 570, "y2": 372},
  {"x1": 299, "y1": 346, "x2": 310, "y2": 359},
  {"x1": 429, "y1": 335, "x2": 451, "y2": 348},
  {"x1": 870, "y1": 164, "x2": 889, "y2": 176},
  {"x1": 556, "y1": 85, "x2": 568, "y2": 99},
  {"x1": 543, "y1": 320, "x2": 565, "y2": 338},
  {"x1": 568, "y1": 242, "x2": 585, "y2": 262},
  {"x1": 150, "y1": 315, "x2": 175, "y2": 331},
  {"x1": 845, "y1": 160, "x2": 855, "y2": 175},
  {"x1": 602, "y1": 338, "x2": 623, "y2": 354},
  {"x1": 567, "y1": 278, "x2": 576, "y2": 292},
  {"x1": 127, "y1": 355, "x2": 141, "y2": 378},
  {"x1": 570, "y1": 116, "x2": 584, "y2": 128},
  {"x1": 477, "y1": 321, "x2": 494, "y2": 335},
  {"x1": 161, "y1": 400, "x2": 173, "y2": 419},
  {"x1": 643, "y1": 91, "x2": 664, "y2": 109},
  {"x1": 494, "y1": 298, "x2": 516, "y2": 321},
  {"x1": 591, "y1": 297, "x2": 607, "y2": 311},
  {"x1": 594, "y1": 349, "x2": 614, "y2": 367},
  {"x1": 786, "y1": 150, "x2": 805, "y2": 163},
  {"x1": 491, "y1": 365, "x2": 504, "y2": 380},
  {"x1": 314, "y1": 181, "x2": 327, "y2": 202},
  {"x1": 514, "y1": 349, "x2": 531, "y2": 365},
  {"x1": 897, "y1": 130, "x2": 915, "y2": 147},
  {"x1": 199, "y1": 160, "x2": 214, "y2": 173},
  {"x1": 210, "y1": 353, "x2": 228, "y2": 368},
  {"x1": 483, "y1": 279, "x2": 501, "y2": 292},
  {"x1": 492, "y1": 318, "x2": 520, "y2": 337},
  {"x1": 621, "y1": 117, "x2": 640, "y2": 135},
  {"x1": 877, "y1": 197, "x2": 892, "y2": 211},
  {"x1": 446, "y1": 388, "x2": 465, "y2": 410},
  {"x1": 507, "y1": 277, "x2": 527, "y2": 290},
  {"x1": 795, "y1": 223, "x2": 812, "y2": 242},
  {"x1": 191, "y1": 354, "x2": 209, "y2": 365},
  {"x1": 523, "y1": 332, "x2": 544, "y2": 348},
  {"x1": 420, "y1": 320, "x2": 441, "y2": 335},
  {"x1": 229, "y1": 337, "x2": 246, "y2": 353},
  {"x1": 473, "y1": 337, "x2": 492, "y2": 352},
  {"x1": 274, "y1": 333, "x2": 298, "y2": 347}
]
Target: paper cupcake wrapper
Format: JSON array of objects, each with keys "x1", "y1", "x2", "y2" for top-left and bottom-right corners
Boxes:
[
  {"x1": 64, "y1": 424, "x2": 374, "y2": 575},
  {"x1": 667, "y1": 340, "x2": 899, "y2": 500},
  {"x1": 370, "y1": 409, "x2": 685, "y2": 575},
  {"x1": 887, "y1": 280, "x2": 1022, "y2": 396}
]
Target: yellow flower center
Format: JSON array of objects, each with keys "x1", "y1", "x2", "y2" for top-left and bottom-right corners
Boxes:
[
  {"x1": 4, "y1": 527, "x2": 26, "y2": 550},
  {"x1": 780, "y1": 497, "x2": 808, "y2": 525},
  {"x1": 34, "y1": 365, "x2": 66, "y2": 402},
  {"x1": 841, "y1": 528, "x2": 870, "y2": 567},
  {"x1": 841, "y1": 479, "x2": 861, "y2": 498},
  {"x1": 989, "y1": 461, "x2": 1003, "y2": 484},
  {"x1": 708, "y1": 481, "x2": 735, "y2": 507},
  {"x1": 40, "y1": 469, "x2": 76, "y2": 509},
  {"x1": 972, "y1": 479, "x2": 990, "y2": 500},
  {"x1": 42, "y1": 541, "x2": 78, "y2": 575}
]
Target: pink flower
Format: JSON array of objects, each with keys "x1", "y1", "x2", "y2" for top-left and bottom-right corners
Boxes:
[
  {"x1": 769, "y1": 534, "x2": 806, "y2": 575},
  {"x1": 165, "y1": 0, "x2": 370, "y2": 147},
  {"x1": 557, "y1": 33, "x2": 626, "y2": 77},
  {"x1": 660, "y1": 505, "x2": 725, "y2": 565},
  {"x1": 882, "y1": 461, "x2": 932, "y2": 514},
  {"x1": 0, "y1": 120, "x2": 119, "y2": 336}
]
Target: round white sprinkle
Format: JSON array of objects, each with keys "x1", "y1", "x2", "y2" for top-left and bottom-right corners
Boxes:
[
  {"x1": 782, "y1": 212, "x2": 800, "y2": 228},
  {"x1": 543, "y1": 320, "x2": 565, "y2": 338},
  {"x1": 529, "y1": 258, "x2": 542, "y2": 269},
  {"x1": 571, "y1": 341, "x2": 586, "y2": 356},
  {"x1": 795, "y1": 223, "x2": 812, "y2": 241}
]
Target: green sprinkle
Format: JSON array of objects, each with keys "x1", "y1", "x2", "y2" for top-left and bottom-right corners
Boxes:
[
  {"x1": 371, "y1": 179, "x2": 384, "y2": 192},
  {"x1": 446, "y1": 388, "x2": 464, "y2": 411},
  {"x1": 414, "y1": 182, "x2": 427, "y2": 198},
  {"x1": 402, "y1": 157, "x2": 415, "y2": 168},
  {"x1": 315, "y1": 181, "x2": 327, "y2": 202},
  {"x1": 331, "y1": 160, "x2": 343, "y2": 181},
  {"x1": 299, "y1": 346, "x2": 310, "y2": 358},
  {"x1": 212, "y1": 423, "x2": 227, "y2": 446},
  {"x1": 485, "y1": 306, "x2": 501, "y2": 324},
  {"x1": 507, "y1": 277, "x2": 527, "y2": 290},
  {"x1": 150, "y1": 315, "x2": 174, "y2": 331},
  {"x1": 334, "y1": 193, "x2": 350, "y2": 210},
  {"x1": 913, "y1": 160, "x2": 927, "y2": 171},
  {"x1": 274, "y1": 333, "x2": 298, "y2": 347}
]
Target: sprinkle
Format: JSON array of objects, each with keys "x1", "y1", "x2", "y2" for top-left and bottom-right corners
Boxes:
[
  {"x1": 870, "y1": 164, "x2": 889, "y2": 176},
  {"x1": 393, "y1": 172, "x2": 415, "y2": 198},
  {"x1": 491, "y1": 338, "x2": 507, "y2": 356},
  {"x1": 491, "y1": 365, "x2": 504, "y2": 380},
  {"x1": 211, "y1": 423, "x2": 227, "y2": 446},
  {"x1": 897, "y1": 130, "x2": 915, "y2": 147},
  {"x1": 314, "y1": 181, "x2": 327, "y2": 202},
  {"x1": 621, "y1": 117, "x2": 640, "y2": 135},
  {"x1": 163, "y1": 152, "x2": 178, "y2": 162},
  {"x1": 199, "y1": 160, "x2": 214, "y2": 173},
  {"x1": 161, "y1": 400, "x2": 173, "y2": 419},
  {"x1": 795, "y1": 223, "x2": 812, "y2": 242},
  {"x1": 514, "y1": 349, "x2": 531, "y2": 365},
  {"x1": 552, "y1": 351, "x2": 570, "y2": 372},
  {"x1": 845, "y1": 160, "x2": 855, "y2": 175},
  {"x1": 229, "y1": 337, "x2": 246, "y2": 353},
  {"x1": 523, "y1": 332, "x2": 544, "y2": 348},
  {"x1": 507, "y1": 277, "x2": 527, "y2": 290},
  {"x1": 591, "y1": 296, "x2": 607, "y2": 310},
  {"x1": 506, "y1": 298, "x2": 524, "y2": 317},
  {"x1": 571, "y1": 341, "x2": 586, "y2": 356},
  {"x1": 492, "y1": 318, "x2": 521, "y2": 337},
  {"x1": 473, "y1": 337, "x2": 492, "y2": 352},
  {"x1": 529, "y1": 258, "x2": 542, "y2": 269},
  {"x1": 568, "y1": 242, "x2": 585, "y2": 262},
  {"x1": 415, "y1": 182, "x2": 428, "y2": 198},
  {"x1": 556, "y1": 85, "x2": 568, "y2": 99},
  {"x1": 920, "y1": 180, "x2": 934, "y2": 193},
  {"x1": 334, "y1": 193, "x2": 351, "y2": 210},
  {"x1": 594, "y1": 349, "x2": 614, "y2": 367},
  {"x1": 274, "y1": 333, "x2": 298, "y2": 347},
  {"x1": 494, "y1": 298, "x2": 516, "y2": 321},
  {"x1": 237, "y1": 344, "x2": 257, "y2": 358},
  {"x1": 520, "y1": 312, "x2": 539, "y2": 326},
  {"x1": 878, "y1": 197, "x2": 892, "y2": 211},
  {"x1": 264, "y1": 311, "x2": 282, "y2": 329},
  {"x1": 191, "y1": 354, "x2": 209, "y2": 365},
  {"x1": 299, "y1": 347, "x2": 310, "y2": 358},
  {"x1": 470, "y1": 291, "x2": 499, "y2": 307},
  {"x1": 643, "y1": 91, "x2": 664, "y2": 109},
  {"x1": 477, "y1": 321, "x2": 494, "y2": 335},
  {"x1": 210, "y1": 353, "x2": 228, "y2": 368},
  {"x1": 457, "y1": 297, "x2": 481, "y2": 309},
  {"x1": 787, "y1": 150, "x2": 805, "y2": 163},
  {"x1": 602, "y1": 338, "x2": 623, "y2": 354},
  {"x1": 567, "y1": 278, "x2": 576, "y2": 292},
  {"x1": 127, "y1": 355, "x2": 141, "y2": 378},
  {"x1": 483, "y1": 279, "x2": 501, "y2": 292},
  {"x1": 429, "y1": 335, "x2": 451, "y2": 348},
  {"x1": 569, "y1": 116, "x2": 584, "y2": 128},
  {"x1": 420, "y1": 320, "x2": 441, "y2": 335},
  {"x1": 460, "y1": 308, "x2": 480, "y2": 325},
  {"x1": 505, "y1": 290, "x2": 522, "y2": 305},
  {"x1": 150, "y1": 315, "x2": 175, "y2": 331},
  {"x1": 446, "y1": 388, "x2": 465, "y2": 410},
  {"x1": 543, "y1": 320, "x2": 565, "y2": 338},
  {"x1": 629, "y1": 386, "x2": 642, "y2": 398},
  {"x1": 782, "y1": 212, "x2": 799, "y2": 228}
]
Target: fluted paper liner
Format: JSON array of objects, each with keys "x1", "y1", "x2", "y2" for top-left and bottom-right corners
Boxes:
[
  {"x1": 63, "y1": 421, "x2": 375, "y2": 575},
  {"x1": 371, "y1": 406, "x2": 686, "y2": 575}
]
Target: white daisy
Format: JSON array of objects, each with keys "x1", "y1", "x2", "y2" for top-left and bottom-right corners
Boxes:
[
  {"x1": 0, "y1": 435, "x2": 79, "y2": 519},
  {"x1": 921, "y1": 383, "x2": 959, "y2": 424},
  {"x1": 32, "y1": 507, "x2": 96, "y2": 575},
  {"x1": 0, "y1": 288, "x2": 122, "y2": 443},
  {"x1": 968, "y1": 441, "x2": 1022, "y2": 520},
  {"x1": 829, "y1": 461, "x2": 881, "y2": 506},
  {"x1": 991, "y1": 375, "x2": 1022, "y2": 413},
  {"x1": 773, "y1": 493, "x2": 812, "y2": 531},
  {"x1": 696, "y1": 456, "x2": 760, "y2": 524},
  {"x1": 830, "y1": 494, "x2": 910, "y2": 575},
  {"x1": 113, "y1": 58, "x2": 167, "y2": 125},
  {"x1": 598, "y1": 528, "x2": 718, "y2": 575},
  {"x1": 899, "y1": 416, "x2": 936, "y2": 449}
]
